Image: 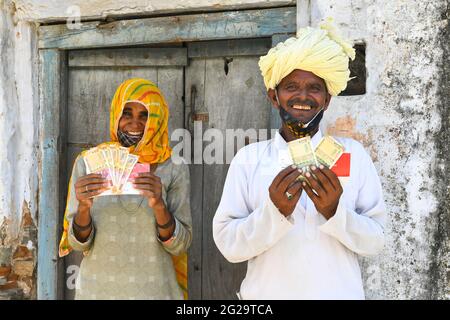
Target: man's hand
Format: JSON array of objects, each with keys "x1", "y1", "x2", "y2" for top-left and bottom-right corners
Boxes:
[
  {"x1": 269, "y1": 165, "x2": 303, "y2": 217},
  {"x1": 133, "y1": 172, "x2": 164, "y2": 208},
  {"x1": 302, "y1": 164, "x2": 343, "y2": 220}
]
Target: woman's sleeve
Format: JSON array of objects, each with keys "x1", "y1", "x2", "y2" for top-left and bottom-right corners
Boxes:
[
  {"x1": 157, "y1": 161, "x2": 192, "y2": 256},
  {"x1": 66, "y1": 155, "x2": 96, "y2": 252}
]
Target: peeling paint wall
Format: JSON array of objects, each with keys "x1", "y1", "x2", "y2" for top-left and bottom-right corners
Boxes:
[
  {"x1": 0, "y1": 0, "x2": 40, "y2": 299},
  {"x1": 311, "y1": 0, "x2": 449, "y2": 299},
  {"x1": 0, "y1": 0, "x2": 448, "y2": 300}
]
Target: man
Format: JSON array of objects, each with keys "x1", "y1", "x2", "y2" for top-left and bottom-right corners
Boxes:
[{"x1": 212, "y1": 20, "x2": 386, "y2": 299}]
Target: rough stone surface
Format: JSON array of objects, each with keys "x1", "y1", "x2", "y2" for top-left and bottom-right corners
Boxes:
[{"x1": 308, "y1": 0, "x2": 449, "y2": 299}]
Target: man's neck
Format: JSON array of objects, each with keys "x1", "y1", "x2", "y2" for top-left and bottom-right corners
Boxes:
[{"x1": 279, "y1": 124, "x2": 319, "y2": 142}]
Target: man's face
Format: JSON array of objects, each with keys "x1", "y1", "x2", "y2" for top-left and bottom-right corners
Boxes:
[{"x1": 268, "y1": 69, "x2": 331, "y2": 124}]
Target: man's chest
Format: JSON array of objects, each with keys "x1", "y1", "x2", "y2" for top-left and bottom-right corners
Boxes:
[{"x1": 247, "y1": 151, "x2": 359, "y2": 212}]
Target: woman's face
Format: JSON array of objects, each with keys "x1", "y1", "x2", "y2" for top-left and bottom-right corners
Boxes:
[{"x1": 118, "y1": 102, "x2": 148, "y2": 136}]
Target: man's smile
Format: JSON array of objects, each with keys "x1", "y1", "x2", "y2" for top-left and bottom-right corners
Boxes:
[
  {"x1": 292, "y1": 104, "x2": 312, "y2": 110},
  {"x1": 286, "y1": 103, "x2": 318, "y2": 122}
]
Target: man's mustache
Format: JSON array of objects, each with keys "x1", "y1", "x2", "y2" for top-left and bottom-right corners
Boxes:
[{"x1": 287, "y1": 99, "x2": 318, "y2": 108}]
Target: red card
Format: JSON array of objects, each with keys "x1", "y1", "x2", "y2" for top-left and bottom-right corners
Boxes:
[{"x1": 331, "y1": 153, "x2": 351, "y2": 177}]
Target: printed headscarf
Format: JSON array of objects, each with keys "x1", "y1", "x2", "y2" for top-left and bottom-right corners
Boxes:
[{"x1": 110, "y1": 78, "x2": 172, "y2": 163}]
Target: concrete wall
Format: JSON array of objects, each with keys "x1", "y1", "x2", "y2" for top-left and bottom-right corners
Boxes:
[
  {"x1": 0, "y1": 0, "x2": 448, "y2": 299},
  {"x1": 309, "y1": 0, "x2": 449, "y2": 299}
]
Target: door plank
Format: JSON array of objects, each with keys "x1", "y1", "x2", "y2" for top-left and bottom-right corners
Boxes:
[
  {"x1": 188, "y1": 38, "x2": 271, "y2": 58},
  {"x1": 39, "y1": 7, "x2": 296, "y2": 49},
  {"x1": 157, "y1": 67, "x2": 185, "y2": 136},
  {"x1": 184, "y1": 59, "x2": 207, "y2": 300},
  {"x1": 38, "y1": 49, "x2": 67, "y2": 300},
  {"x1": 69, "y1": 48, "x2": 188, "y2": 67},
  {"x1": 201, "y1": 56, "x2": 272, "y2": 299}
]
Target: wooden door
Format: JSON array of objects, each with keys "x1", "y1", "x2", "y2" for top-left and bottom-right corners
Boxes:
[
  {"x1": 63, "y1": 47, "x2": 186, "y2": 300},
  {"x1": 185, "y1": 38, "x2": 272, "y2": 299},
  {"x1": 62, "y1": 39, "x2": 273, "y2": 300}
]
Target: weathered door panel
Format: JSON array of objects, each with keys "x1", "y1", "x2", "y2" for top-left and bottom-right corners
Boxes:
[{"x1": 186, "y1": 39, "x2": 272, "y2": 299}]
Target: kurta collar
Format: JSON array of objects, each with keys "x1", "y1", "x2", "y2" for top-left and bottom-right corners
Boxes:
[{"x1": 273, "y1": 129, "x2": 324, "y2": 150}]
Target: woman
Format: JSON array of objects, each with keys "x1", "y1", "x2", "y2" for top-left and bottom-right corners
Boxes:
[{"x1": 58, "y1": 78, "x2": 192, "y2": 300}]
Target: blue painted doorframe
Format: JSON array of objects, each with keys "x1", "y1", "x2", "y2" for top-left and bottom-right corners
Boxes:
[
  {"x1": 38, "y1": 48, "x2": 68, "y2": 300},
  {"x1": 37, "y1": 6, "x2": 296, "y2": 300}
]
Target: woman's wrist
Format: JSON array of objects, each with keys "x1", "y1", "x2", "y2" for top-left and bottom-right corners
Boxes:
[
  {"x1": 151, "y1": 199, "x2": 166, "y2": 211},
  {"x1": 73, "y1": 215, "x2": 92, "y2": 231},
  {"x1": 75, "y1": 204, "x2": 92, "y2": 225},
  {"x1": 78, "y1": 202, "x2": 91, "y2": 213},
  {"x1": 156, "y1": 213, "x2": 174, "y2": 229}
]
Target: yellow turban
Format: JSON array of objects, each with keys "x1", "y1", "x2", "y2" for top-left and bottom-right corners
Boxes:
[{"x1": 259, "y1": 18, "x2": 356, "y2": 96}]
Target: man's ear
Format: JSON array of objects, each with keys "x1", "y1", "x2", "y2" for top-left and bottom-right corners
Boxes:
[
  {"x1": 323, "y1": 93, "x2": 332, "y2": 111},
  {"x1": 267, "y1": 89, "x2": 280, "y2": 109}
]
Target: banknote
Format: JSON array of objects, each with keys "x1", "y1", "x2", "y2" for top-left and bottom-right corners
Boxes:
[
  {"x1": 314, "y1": 136, "x2": 345, "y2": 168},
  {"x1": 120, "y1": 163, "x2": 151, "y2": 195},
  {"x1": 82, "y1": 143, "x2": 141, "y2": 196},
  {"x1": 115, "y1": 146, "x2": 129, "y2": 187},
  {"x1": 83, "y1": 148, "x2": 109, "y2": 177},
  {"x1": 118, "y1": 154, "x2": 139, "y2": 191},
  {"x1": 287, "y1": 136, "x2": 318, "y2": 170},
  {"x1": 98, "y1": 145, "x2": 114, "y2": 182}
]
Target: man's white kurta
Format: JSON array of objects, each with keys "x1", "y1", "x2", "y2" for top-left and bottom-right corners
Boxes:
[{"x1": 212, "y1": 130, "x2": 386, "y2": 300}]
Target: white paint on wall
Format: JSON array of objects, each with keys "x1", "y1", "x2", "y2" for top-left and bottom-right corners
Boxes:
[
  {"x1": 0, "y1": 0, "x2": 39, "y2": 241},
  {"x1": 305, "y1": 0, "x2": 448, "y2": 299}
]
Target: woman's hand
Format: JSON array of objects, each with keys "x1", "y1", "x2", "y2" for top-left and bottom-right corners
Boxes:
[
  {"x1": 132, "y1": 172, "x2": 165, "y2": 209},
  {"x1": 75, "y1": 173, "x2": 111, "y2": 209},
  {"x1": 133, "y1": 172, "x2": 175, "y2": 240},
  {"x1": 73, "y1": 173, "x2": 110, "y2": 242}
]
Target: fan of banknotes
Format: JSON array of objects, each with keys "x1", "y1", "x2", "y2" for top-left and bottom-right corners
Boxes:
[
  {"x1": 82, "y1": 143, "x2": 149, "y2": 196},
  {"x1": 288, "y1": 135, "x2": 345, "y2": 171}
]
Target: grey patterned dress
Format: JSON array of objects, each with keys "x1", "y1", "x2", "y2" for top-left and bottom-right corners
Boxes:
[{"x1": 66, "y1": 155, "x2": 192, "y2": 300}]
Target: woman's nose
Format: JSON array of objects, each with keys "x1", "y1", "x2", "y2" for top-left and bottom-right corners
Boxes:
[{"x1": 128, "y1": 118, "x2": 143, "y2": 130}]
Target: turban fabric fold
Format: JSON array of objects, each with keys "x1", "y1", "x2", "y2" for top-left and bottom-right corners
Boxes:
[{"x1": 259, "y1": 18, "x2": 356, "y2": 96}]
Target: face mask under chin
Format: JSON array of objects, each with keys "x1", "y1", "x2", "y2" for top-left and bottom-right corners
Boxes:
[
  {"x1": 279, "y1": 107, "x2": 324, "y2": 138},
  {"x1": 117, "y1": 130, "x2": 143, "y2": 147}
]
